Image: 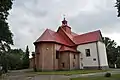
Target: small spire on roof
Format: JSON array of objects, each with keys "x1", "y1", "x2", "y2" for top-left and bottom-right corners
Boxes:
[
  {"x1": 63, "y1": 14, "x2": 66, "y2": 20},
  {"x1": 62, "y1": 14, "x2": 67, "y2": 25}
]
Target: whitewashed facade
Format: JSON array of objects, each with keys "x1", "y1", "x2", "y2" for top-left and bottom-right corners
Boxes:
[
  {"x1": 77, "y1": 41, "x2": 108, "y2": 69},
  {"x1": 97, "y1": 41, "x2": 108, "y2": 67}
]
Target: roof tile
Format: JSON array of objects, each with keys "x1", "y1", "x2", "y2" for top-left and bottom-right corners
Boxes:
[{"x1": 34, "y1": 28, "x2": 101, "y2": 46}]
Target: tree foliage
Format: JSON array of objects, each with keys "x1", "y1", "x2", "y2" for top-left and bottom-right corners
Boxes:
[
  {"x1": 115, "y1": 57, "x2": 120, "y2": 68},
  {"x1": 0, "y1": 0, "x2": 13, "y2": 20},
  {"x1": 7, "y1": 49, "x2": 24, "y2": 70},
  {"x1": 115, "y1": 0, "x2": 120, "y2": 17},
  {"x1": 1, "y1": 48, "x2": 30, "y2": 70},
  {"x1": 0, "y1": 0, "x2": 13, "y2": 44},
  {"x1": 0, "y1": 0, "x2": 31, "y2": 72},
  {"x1": 0, "y1": 48, "x2": 30, "y2": 70},
  {"x1": 22, "y1": 46, "x2": 30, "y2": 69},
  {"x1": 103, "y1": 37, "x2": 120, "y2": 68},
  {"x1": 0, "y1": 0, "x2": 13, "y2": 73}
]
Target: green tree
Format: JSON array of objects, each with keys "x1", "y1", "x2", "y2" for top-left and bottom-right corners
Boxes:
[
  {"x1": 115, "y1": 0, "x2": 120, "y2": 17},
  {"x1": 7, "y1": 49, "x2": 24, "y2": 70},
  {"x1": 115, "y1": 46, "x2": 120, "y2": 68},
  {"x1": 115, "y1": 57, "x2": 120, "y2": 68},
  {"x1": 117, "y1": 46, "x2": 120, "y2": 57},
  {"x1": 0, "y1": 0, "x2": 13, "y2": 73},
  {"x1": 22, "y1": 46, "x2": 30, "y2": 69},
  {"x1": 103, "y1": 37, "x2": 118, "y2": 68}
]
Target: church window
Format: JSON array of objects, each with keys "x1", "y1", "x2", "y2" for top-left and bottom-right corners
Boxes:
[
  {"x1": 56, "y1": 51, "x2": 59, "y2": 59},
  {"x1": 74, "y1": 54, "x2": 76, "y2": 59},
  {"x1": 85, "y1": 49, "x2": 90, "y2": 57},
  {"x1": 62, "y1": 63, "x2": 65, "y2": 68},
  {"x1": 93, "y1": 58, "x2": 96, "y2": 61}
]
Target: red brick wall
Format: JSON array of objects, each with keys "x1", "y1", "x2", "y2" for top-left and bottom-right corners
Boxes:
[
  {"x1": 35, "y1": 43, "x2": 55, "y2": 71},
  {"x1": 54, "y1": 44, "x2": 61, "y2": 70},
  {"x1": 59, "y1": 52, "x2": 70, "y2": 70},
  {"x1": 70, "y1": 53, "x2": 79, "y2": 70},
  {"x1": 34, "y1": 42, "x2": 79, "y2": 71}
]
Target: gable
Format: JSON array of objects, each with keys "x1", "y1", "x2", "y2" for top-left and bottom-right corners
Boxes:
[{"x1": 57, "y1": 27, "x2": 75, "y2": 46}]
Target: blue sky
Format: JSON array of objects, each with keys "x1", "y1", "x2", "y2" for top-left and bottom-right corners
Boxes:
[{"x1": 8, "y1": 0, "x2": 120, "y2": 54}]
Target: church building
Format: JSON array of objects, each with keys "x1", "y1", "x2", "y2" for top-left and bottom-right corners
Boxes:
[{"x1": 32, "y1": 18, "x2": 108, "y2": 71}]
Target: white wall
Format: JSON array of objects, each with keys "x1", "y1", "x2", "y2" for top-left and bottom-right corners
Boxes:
[
  {"x1": 77, "y1": 42, "x2": 99, "y2": 68},
  {"x1": 97, "y1": 41, "x2": 108, "y2": 66}
]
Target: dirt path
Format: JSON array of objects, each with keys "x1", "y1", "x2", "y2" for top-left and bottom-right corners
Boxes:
[{"x1": 0, "y1": 69, "x2": 69, "y2": 80}]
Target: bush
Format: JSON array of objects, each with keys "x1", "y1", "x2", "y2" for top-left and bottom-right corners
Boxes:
[
  {"x1": 104, "y1": 72, "x2": 111, "y2": 77},
  {"x1": 0, "y1": 70, "x2": 2, "y2": 76},
  {"x1": 115, "y1": 57, "x2": 120, "y2": 68}
]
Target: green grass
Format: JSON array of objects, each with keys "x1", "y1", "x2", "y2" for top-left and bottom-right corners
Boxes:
[
  {"x1": 31, "y1": 70, "x2": 108, "y2": 75},
  {"x1": 71, "y1": 74, "x2": 120, "y2": 80}
]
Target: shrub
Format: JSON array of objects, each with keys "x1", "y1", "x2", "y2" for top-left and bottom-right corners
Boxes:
[
  {"x1": 0, "y1": 70, "x2": 2, "y2": 76},
  {"x1": 104, "y1": 72, "x2": 111, "y2": 77},
  {"x1": 115, "y1": 57, "x2": 120, "y2": 68}
]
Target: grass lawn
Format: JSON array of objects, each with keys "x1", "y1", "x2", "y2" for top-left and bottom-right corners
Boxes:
[
  {"x1": 71, "y1": 74, "x2": 120, "y2": 80},
  {"x1": 32, "y1": 70, "x2": 108, "y2": 75}
]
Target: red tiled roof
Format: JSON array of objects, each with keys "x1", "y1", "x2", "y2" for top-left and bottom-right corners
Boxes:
[
  {"x1": 58, "y1": 46, "x2": 79, "y2": 53},
  {"x1": 34, "y1": 29, "x2": 74, "y2": 46},
  {"x1": 60, "y1": 27, "x2": 75, "y2": 43},
  {"x1": 73, "y1": 30, "x2": 101, "y2": 45},
  {"x1": 35, "y1": 29, "x2": 55, "y2": 42},
  {"x1": 34, "y1": 27, "x2": 101, "y2": 46}
]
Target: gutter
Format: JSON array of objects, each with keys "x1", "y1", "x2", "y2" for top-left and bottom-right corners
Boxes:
[{"x1": 96, "y1": 42, "x2": 101, "y2": 69}]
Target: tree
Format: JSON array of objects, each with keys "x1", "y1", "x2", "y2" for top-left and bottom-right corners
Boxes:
[
  {"x1": 117, "y1": 46, "x2": 120, "y2": 57},
  {"x1": 0, "y1": 0, "x2": 13, "y2": 73},
  {"x1": 115, "y1": 57, "x2": 120, "y2": 68},
  {"x1": 103, "y1": 37, "x2": 118, "y2": 67},
  {"x1": 115, "y1": 0, "x2": 120, "y2": 17},
  {"x1": 7, "y1": 49, "x2": 24, "y2": 70},
  {"x1": 22, "y1": 46, "x2": 30, "y2": 69},
  {"x1": 115, "y1": 46, "x2": 120, "y2": 68}
]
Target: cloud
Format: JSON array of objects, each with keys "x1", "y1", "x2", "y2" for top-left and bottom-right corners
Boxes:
[
  {"x1": 8, "y1": 0, "x2": 120, "y2": 53},
  {"x1": 69, "y1": 9, "x2": 119, "y2": 33}
]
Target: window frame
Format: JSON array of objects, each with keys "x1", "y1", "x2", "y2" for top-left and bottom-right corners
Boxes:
[
  {"x1": 85, "y1": 49, "x2": 91, "y2": 57},
  {"x1": 74, "y1": 54, "x2": 76, "y2": 59},
  {"x1": 93, "y1": 58, "x2": 96, "y2": 61},
  {"x1": 56, "y1": 51, "x2": 59, "y2": 59},
  {"x1": 62, "y1": 63, "x2": 65, "y2": 68}
]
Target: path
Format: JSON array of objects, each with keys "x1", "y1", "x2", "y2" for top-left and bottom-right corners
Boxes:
[
  {"x1": 69, "y1": 69, "x2": 120, "y2": 78},
  {"x1": 0, "y1": 69, "x2": 120, "y2": 80},
  {"x1": 0, "y1": 69, "x2": 69, "y2": 80}
]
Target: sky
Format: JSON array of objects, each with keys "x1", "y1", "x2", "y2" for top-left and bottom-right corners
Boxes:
[{"x1": 8, "y1": 0, "x2": 120, "y2": 54}]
